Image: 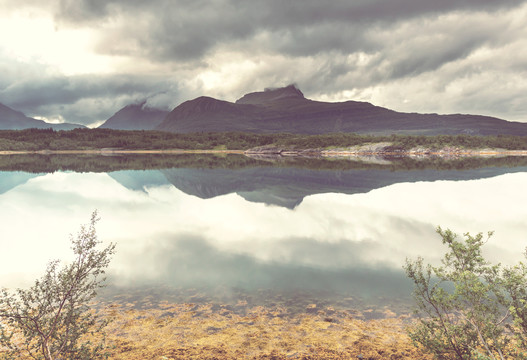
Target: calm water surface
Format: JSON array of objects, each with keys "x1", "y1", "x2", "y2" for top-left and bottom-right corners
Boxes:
[{"x1": 1, "y1": 155, "x2": 526, "y2": 314}]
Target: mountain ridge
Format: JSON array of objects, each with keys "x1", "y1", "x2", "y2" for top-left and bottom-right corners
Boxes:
[
  {"x1": 156, "y1": 85, "x2": 527, "y2": 136},
  {"x1": 3, "y1": 85, "x2": 527, "y2": 135}
]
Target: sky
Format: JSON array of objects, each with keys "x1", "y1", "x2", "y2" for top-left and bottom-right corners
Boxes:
[{"x1": 0, "y1": 0, "x2": 526, "y2": 127}]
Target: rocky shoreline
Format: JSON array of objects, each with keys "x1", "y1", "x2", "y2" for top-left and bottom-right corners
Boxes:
[
  {"x1": 244, "y1": 143, "x2": 527, "y2": 159},
  {"x1": 1, "y1": 143, "x2": 527, "y2": 159}
]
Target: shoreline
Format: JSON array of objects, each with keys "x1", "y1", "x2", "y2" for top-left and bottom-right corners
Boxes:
[
  {"x1": 245, "y1": 142, "x2": 527, "y2": 158},
  {"x1": 1, "y1": 147, "x2": 527, "y2": 157},
  {"x1": 0, "y1": 149, "x2": 246, "y2": 155},
  {"x1": 321, "y1": 149, "x2": 527, "y2": 157}
]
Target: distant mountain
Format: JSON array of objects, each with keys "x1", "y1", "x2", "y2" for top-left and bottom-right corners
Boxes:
[
  {"x1": 0, "y1": 102, "x2": 84, "y2": 130},
  {"x1": 99, "y1": 102, "x2": 169, "y2": 130},
  {"x1": 157, "y1": 85, "x2": 527, "y2": 136}
]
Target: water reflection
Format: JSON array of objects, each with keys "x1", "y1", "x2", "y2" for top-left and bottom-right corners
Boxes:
[
  {"x1": 113, "y1": 233, "x2": 411, "y2": 296},
  {"x1": 159, "y1": 164, "x2": 527, "y2": 208},
  {"x1": 0, "y1": 171, "x2": 39, "y2": 194},
  {"x1": 1, "y1": 155, "x2": 527, "y2": 311}
]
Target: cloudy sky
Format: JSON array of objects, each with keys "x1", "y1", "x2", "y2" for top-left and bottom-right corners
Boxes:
[{"x1": 1, "y1": 0, "x2": 526, "y2": 127}]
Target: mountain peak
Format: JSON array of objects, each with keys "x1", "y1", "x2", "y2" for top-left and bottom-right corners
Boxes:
[
  {"x1": 99, "y1": 101, "x2": 169, "y2": 130},
  {"x1": 236, "y1": 84, "x2": 305, "y2": 105},
  {"x1": 178, "y1": 96, "x2": 241, "y2": 114}
]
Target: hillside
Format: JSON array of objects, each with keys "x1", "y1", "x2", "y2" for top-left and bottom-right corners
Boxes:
[
  {"x1": 99, "y1": 102, "x2": 169, "y2": 130},
  {"x1": 0, "y1": 102, "x2": 83, "y2": 130},
  {"x1": 157, "y1": 85, "x2": 527, "y2": 136}
]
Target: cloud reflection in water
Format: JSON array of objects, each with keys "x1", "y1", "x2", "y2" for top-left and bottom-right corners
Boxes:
[{"x1": 0, "y1": 170, "x2": 526, "y2": 303}]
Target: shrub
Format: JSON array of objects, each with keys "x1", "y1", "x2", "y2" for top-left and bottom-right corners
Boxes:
[
  {"x1": 0, "y1": 211, "x2": 115, "y2": 360},
  {"x1": 404, "y1": 228, "x2": 527, "y2": 359}
]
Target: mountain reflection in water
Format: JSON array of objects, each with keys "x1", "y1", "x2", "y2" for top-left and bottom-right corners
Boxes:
[{"x1": 1, "y1": 154, "x2": 527, "y2": 313}]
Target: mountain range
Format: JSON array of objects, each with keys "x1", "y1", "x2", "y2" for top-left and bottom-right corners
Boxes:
[
  {"x1": 2, "y1": 85, "x2": 527, "y2": 135},
  {"x1": 154, "y1": 85, "x2": 527, "y2": 135},
  {"x1": 0, "y1": 103, "x2": 84, "y2": 130},
  {"x1": 99, "y1": 85, "x2": 527, "y2": 135}
]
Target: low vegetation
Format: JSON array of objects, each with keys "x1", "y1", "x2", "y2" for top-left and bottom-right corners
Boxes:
[
  {"x1": 405, "y1": 228, "x2": 527, "y2": 359},
  {"x1": 0, "y1": 128, "x2": 526, "y2": 151},
  {"x1": 0, "y1": 212, "x2": 115, "y2": 360}
]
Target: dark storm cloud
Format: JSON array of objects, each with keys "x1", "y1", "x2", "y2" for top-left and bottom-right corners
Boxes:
[
  {"x1": 55, "y1": 0, "x2": 523, "y2": 26},
  {"x1": 54, "y1": 0, "x2": 524, "y2": 62}
]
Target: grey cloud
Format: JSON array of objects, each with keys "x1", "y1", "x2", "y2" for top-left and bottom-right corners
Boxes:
[
  {"x1": 55, "y1": 0, "x2": 114, "y2": 24},
  {"x1": 94, "y1": 2, "x2": 260, "y2": 62},
  {"x1": 54, "y1": 0, "x2": 525, "y2": 27},
  {"x1": 449, "y1": 78, "x2": 527, "y2": 121},
  {"x1": 112, "y1": 233, "x2": 413, "y2": 300},
  {"x1": 266, "y1": 23, "x2": 373, "y2": 57},
  {"x1": 51, "y1": 0, "x2": 527, "y2": 111},
  {"x1": 370, "y1": 20, "x2": 502, "y2": 79},
  {"x1": 54, "y1": 0, "x2": 526, "y2": 63},
  {"x1": 0, "y1": 54, "x2": 50, "y2": 88},
  {"x1": 0, "y1": 74, "x2": 180, "y2": 125}
]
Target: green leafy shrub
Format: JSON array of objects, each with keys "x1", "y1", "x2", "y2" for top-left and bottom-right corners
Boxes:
[
  {"x1": 0, "y1": 211, "x2": 115, "y2": 360},
  {"x1": 404, "y1": 228, "x2": 527, "y2": 359}
]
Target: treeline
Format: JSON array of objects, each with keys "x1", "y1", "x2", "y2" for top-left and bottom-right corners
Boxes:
[
  {"x1": 0, "y1": 128, "x2": 284, "y2": 151},
  {"x1": 0, "y1": 128, "x2": 527, "y2": 151},
  {"x1": 273, "y1": 132, "x2": 527, "y2": 150}
]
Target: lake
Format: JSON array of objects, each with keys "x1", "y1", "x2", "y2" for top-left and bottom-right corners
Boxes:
[{"x1": 1, "y1": 154, "x2": 526, "y2": 316}]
